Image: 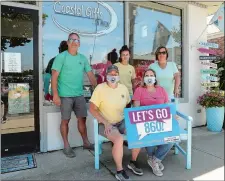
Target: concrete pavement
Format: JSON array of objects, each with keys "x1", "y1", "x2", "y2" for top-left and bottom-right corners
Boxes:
[{"x1": 1, "y1": 127, "x2": 224, "y2": 180}]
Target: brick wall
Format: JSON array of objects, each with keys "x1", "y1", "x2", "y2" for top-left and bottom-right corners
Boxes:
[{"x1": 208, "y1": 36, "x2": 224, "y2": 58}]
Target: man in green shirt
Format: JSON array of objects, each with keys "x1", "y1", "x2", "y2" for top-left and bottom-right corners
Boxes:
[{"x1": 51, "y1": 33, "x2": 97, "y2": 158}]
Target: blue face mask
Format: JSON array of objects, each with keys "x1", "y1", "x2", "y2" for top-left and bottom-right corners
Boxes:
[
  {"x1": 107, "y1": 75, "x2": 120, "y2": 84},
  {"x1": 144, "y1": 77, "x2": 156, "y2": 85}
]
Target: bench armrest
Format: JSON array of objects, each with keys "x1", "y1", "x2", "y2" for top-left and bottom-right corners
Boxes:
[{"x1": 176, "y1": 111, "x2": 193, "y2": 122}]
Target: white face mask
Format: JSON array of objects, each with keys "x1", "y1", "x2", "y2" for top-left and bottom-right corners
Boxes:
[
  {"x1": 144, "y1": 77, "x2": 156, "y2": 85},
  {"x1": 107, "y1": 75, "x2": 120, "y2": 84}
]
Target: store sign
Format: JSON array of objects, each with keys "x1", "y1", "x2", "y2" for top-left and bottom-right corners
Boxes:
[
  {"x1": 204, "y1": 76, "x2": 219, "y2": 81},
  {"x1": 200, "y1": 69, "x2": 218, "y2": 75},
  {"x1": 52, "y1": 1, "x2": 118, "y2": 37},
  {"x1": 199, "y1": 56, "x2": 220, "y2": 60},
  {"x1": 124, "y1": 103, "x2": 180, "y2": 149},
  {"x1": 200, "y1": 61, "x2": 217, "y2": 68},
  {"x1": 197, "y1": 48, "x2": 217, "y2": 55},
  {"x1": 201, "y1": 82, "x2": 219, "y2": 87},
  {"x1": 199, "y1": 41, "x2": 219, "y2": 48}
]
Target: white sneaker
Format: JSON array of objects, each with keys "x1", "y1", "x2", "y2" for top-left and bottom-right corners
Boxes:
[
  {"x1": 157, "y1": 161, "x2": 164, "y2": 171},
  {"x1": 147, "y1": 156, "x2": 163, "y2": 177}
]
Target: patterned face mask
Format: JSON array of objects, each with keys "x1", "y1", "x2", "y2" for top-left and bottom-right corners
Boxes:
[
  {"x1": 106, "y1": 75, "x2": 120, "y2": 84},
  {"x1": 144, "y1": 77, "x2": 156, "y2": 85}
]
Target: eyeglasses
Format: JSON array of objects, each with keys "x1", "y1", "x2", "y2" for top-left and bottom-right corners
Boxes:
[
  {"x1": 68, "y1": 38, "x2": 80, "y2": 43},
  {"x1": 158, "y1": 51, "x2": 167, "y2": 55}
]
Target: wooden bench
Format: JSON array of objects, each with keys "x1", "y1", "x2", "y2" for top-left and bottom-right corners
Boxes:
[{"x1": 94, "y1": 110, "x2": 193, "y2": 170}]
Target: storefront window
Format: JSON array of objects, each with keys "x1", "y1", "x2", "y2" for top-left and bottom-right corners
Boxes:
[
  {"x1": 129, "y1": 2, "x2": 183, "y2": 97},
  {"x1": 42, "y1": 1, "x2": 124, "y2": 105}
]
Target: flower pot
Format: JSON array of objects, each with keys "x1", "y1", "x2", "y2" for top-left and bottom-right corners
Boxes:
[{"x1": 206, "y1": 107, "x2": 225, "y2": 132}]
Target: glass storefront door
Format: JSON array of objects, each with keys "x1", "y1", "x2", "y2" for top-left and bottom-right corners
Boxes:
[{"x1": 1, "y1": 5, "x2": 39, "y2": 156}]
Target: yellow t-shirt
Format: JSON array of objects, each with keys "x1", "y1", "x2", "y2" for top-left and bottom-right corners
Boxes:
[
  {"x1": 90, "y1": 83, "x2": 131, "y2": 124},
  {"x1": 114, "y1": 62, "x2": 136, "y2": 95}
]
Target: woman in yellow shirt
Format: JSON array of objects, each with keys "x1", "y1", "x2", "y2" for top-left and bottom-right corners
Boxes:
[{"x1": 114, "y1": 45, "x2": 136, "y2": 96}]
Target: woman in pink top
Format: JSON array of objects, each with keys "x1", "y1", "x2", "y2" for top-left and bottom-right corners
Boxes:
[{"x1": 132, "y1": 69, "x2": 173, "y2": 177}]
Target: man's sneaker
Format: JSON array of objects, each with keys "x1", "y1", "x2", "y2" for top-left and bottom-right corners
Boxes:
[
  {"x1": 63, "y1": 147, "x2": 76, "y2": 158},
  {"x1": 115, "y1": 170, "x2": 131, "y2": 181},
  {"x1": 147, "y1": 156, "x2": 163, "y2": 177},
  {"x1": 127, "y1": 161, "x2": 143, "y2": 176}
]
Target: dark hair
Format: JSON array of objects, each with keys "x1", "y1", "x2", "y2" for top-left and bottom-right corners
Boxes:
[
  {"x1": 45, "y1": 41, "x2": 68, "y2": 74},
  {"x1": 68, "y1": 32, "x2": 80, "y2": 40},
  {"x1": 141, "y1": 68, "x2": 158, "y2": 87},
  {"x1": 155, "y1": 46, "x2": 169, "y2": 60},
  {"x1": 107, "y1": 49, "x2": 118, "y2": 64},
  {"x1": 119, "y1": 45, "x2": 130, "y2": 62},
  {"x1": 59, "y1": 40, "x2": 68, "y2": 53}
]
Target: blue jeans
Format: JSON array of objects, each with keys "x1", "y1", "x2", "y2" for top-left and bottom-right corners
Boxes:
[{"x1": 146, "y1": 144, "x2": 173, "y2": 161}]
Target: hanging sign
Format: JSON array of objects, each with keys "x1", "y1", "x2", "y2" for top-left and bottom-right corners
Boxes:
[
  {"x1": 201, "y1": 82, "x2": 219, "y2": 87},
  {"x1": 124, "y1": 103, "x2": 180, "y2": 149},
  {"x1": 199, "y1": 42, "x2": 219, "y2": 49},
  {"x1": 197, "y1": 48, "x2": 217, "y2": 55},
  {"x1": 199, "y1": 56, "x2": 220, "y2": 60},
  {"x1": 204, "y1": 76, "x2": 219, "y2": 81},
  {"x1": 200, "y1": 61, "x2": 217, "y2": 68},
  {"x1": 200, "y1": 69, "x2": 218, "y2": 74}
]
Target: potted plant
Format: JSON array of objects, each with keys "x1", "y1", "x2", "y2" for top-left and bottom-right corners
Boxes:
[{"x1": 197, "y1": 90, "x2": 225, "y2": 132}]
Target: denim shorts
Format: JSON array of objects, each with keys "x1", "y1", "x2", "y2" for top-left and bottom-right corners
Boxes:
[{"x1": 99, "y1": 120, "x2": 126, "y2": 136}]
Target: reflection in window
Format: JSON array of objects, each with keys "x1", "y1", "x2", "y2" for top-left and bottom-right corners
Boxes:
[
  {"x1": 42, "y1": 1, "x2": 124, "y2": 104},
  {"x1": 129, "y1": 2, "x2": 183, "y2": 97},
  {"x1": 9, "y1": 1, "x2": 36, "y2": 5},
  {"x1": 1, "y1": 6, "x2": 35, "y2": 133}
]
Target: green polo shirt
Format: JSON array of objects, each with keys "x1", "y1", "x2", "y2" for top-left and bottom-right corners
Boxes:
[{"x1": 52, "y1": 51, "x2": 91, "y2": 97}]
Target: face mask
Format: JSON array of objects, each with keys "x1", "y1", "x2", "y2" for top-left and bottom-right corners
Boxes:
[
  {"x1": 107, "y1": 75, "x2": 120, "y2": 84},
  {"x1": 144, "y1": 77, "x2": 156, "y2": 85}
]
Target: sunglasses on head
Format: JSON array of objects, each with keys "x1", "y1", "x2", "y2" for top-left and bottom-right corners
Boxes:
[
  {"x1": 68, "y1": 38, "x2": 80, "y2": 43},
  {"x1": 158, "y1": 51, "x2": 167, "y2": 55}
]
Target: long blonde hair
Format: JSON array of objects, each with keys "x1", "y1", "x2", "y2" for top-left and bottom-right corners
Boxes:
[{"x1": 141, "y1": 68, "x2": 158, "y2": 87}]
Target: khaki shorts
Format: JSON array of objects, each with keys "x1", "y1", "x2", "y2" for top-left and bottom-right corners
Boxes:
[{"x1": 99, "y1": 120, "x2": 126, "y2": 136}]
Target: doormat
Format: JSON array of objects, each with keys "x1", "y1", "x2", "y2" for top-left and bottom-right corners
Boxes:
[{"x1": 1, "y1": 154, "x2": 37, "y2": 174}]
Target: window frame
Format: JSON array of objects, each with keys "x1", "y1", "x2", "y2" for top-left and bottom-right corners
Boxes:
[{"x1": 125, "y1": 1, "x2": 188, "y2": 102}]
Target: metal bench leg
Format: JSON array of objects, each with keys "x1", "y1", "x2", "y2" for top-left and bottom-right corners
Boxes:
[
  {"x1": 186, "y1": 121, "x2": 192, "y2": 169},
  {"x1": 174, "y1": 143, "x2": 179, "y2": 155},
  {"x1": 99, "y1": 141, "x2": 103, "y2": 155},
  {"x1": 95, "y1": 140, "x2": 100, "y2": 170},
  {"x1": 94, "y1": 119, "x2": 100, "y2": 170}
]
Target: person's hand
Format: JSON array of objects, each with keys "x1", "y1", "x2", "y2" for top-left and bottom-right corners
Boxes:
[
  {"x1": 53, "y1": 94, "x2": 61, "y2": 106},
  {"x1": 174, "y1": 88, "x2": 180, "y2": 98},
  {"x1": 104, "y1": 122, "x2": 113, "y2": 135}
]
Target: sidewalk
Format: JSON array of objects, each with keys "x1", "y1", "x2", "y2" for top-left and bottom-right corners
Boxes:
[{"x1": 2, "y1": 127, "x2": 224, "y2": 180}]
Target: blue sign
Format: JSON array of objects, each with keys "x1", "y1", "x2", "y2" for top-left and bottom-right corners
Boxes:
[{"x1": 124, "y1": 103, "x2": 181, "y2": 149}]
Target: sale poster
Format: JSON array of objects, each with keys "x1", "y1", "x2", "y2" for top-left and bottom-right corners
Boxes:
[
  {"x1": 124, "y1": 103, "x2": 180, "y2": 149},
  {"x1": 8, "y1": 83, "x2": 30, "y2": 114}
]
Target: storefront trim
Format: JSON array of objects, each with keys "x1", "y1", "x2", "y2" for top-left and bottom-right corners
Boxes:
[{"x1": 1, "y1": 1, "x2": 40, "y2": 10}]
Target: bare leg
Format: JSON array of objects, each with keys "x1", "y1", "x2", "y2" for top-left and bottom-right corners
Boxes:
[
  {"x1": 107, "y1": 130, "x2": 124, "y2": 171},
  {"x1": 60, "y1": 120, "x2": 70, "y2": 148},
  {"x1": 77, "y1": 117, "x2": 90, "y2": 146},
  {"x1": 131, "y1": 148, "x2": 141, "y2": 161}
]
